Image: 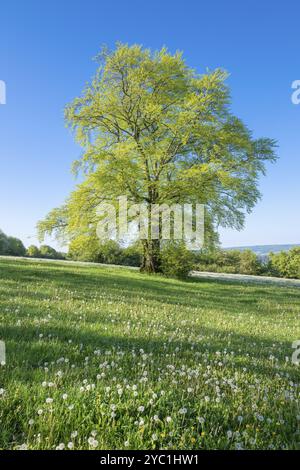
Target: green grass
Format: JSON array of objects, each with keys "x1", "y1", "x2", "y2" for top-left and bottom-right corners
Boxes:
[{"x1": 0, "y1": 257, "x2": 299, "y2": 450}]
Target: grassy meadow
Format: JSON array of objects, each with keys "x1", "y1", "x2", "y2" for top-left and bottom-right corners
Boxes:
[{"x1": 0, "y1": 257, "x2": 299, "y2": 450}]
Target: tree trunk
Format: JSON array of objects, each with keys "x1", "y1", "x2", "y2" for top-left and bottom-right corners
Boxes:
[{"x1": 141, "y1": 239, "x2": 162, "y2": 273}]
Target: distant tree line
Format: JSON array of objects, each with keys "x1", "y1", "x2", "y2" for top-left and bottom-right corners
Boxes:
[
  {"x1": 67, "y1": 235, "x2": 300, "y2": 279},
  {"x1": 26, "y1": 244, "x2": 65, "y2": 260},
  {"x1": 0, "y1": 229, "x2": 65, "y2": 260},
  {"x1": 268, "y1": 248, "x2": 300, "y2": 279},
  {"x1": 68, "y1": 236, "x2": 193, "y2": 278},
  {"x1": 1, "y1": 228, "x2": 299, "y2": 280},
  {"x1": 194, "y1": 248, "x2": 300, "y2": 279},
  {"x1": 68, "y1": 236, "x2": 142, "y2": 267}
]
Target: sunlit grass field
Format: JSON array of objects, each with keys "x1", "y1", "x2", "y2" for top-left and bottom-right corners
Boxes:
[{"x1": 0, "y1": 257, "x2": 299, "y2": 450}]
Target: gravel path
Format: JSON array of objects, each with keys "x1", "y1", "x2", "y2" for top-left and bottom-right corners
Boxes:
[{"x1": 190, "y1": 270, "x2": 300, "y2": 287}]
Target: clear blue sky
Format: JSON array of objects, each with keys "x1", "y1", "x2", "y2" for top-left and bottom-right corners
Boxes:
[{"x1": 0, "y1": 0, "x2": 299, "y2": 249}]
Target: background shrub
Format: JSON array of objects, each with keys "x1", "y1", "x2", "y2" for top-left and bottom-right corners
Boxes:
[
  {"x1": 160, "y1": 242, "x2": 195, "y2": 279},
  {"x1": 26, "y1": 245, "x2": 41, "y2": 258},
  {"x1": 269, "y1": 248, "x2": 300, "y2": 279},
  {"x1": 195, "y1": 249, "x2": 263, "y2": 275}
]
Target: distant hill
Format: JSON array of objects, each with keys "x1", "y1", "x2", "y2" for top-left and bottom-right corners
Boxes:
[{"x1": 224, "y1": 244, "x2": 300, "y2": 258}]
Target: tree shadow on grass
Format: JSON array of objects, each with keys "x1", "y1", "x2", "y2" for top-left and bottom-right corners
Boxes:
[
  {"x1": 1, "y1": 260, "x2": 299, "y2": 317},
  {"x1": 1, "y1": 320, "x2": 297, "y2": 385},
  {"x1": 1, "y1": 258, "x2": 298, "y2": 382},
  {"x1": 1, "y1": 260, "x2": 299, "y2": 450}
]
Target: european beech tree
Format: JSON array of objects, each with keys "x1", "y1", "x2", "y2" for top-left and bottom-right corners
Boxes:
[{"x1": 38, "y1": 44, "x2": 277, "y2": 272}]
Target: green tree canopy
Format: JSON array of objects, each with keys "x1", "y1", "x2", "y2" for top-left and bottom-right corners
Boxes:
[
  {"x1": 269, "y1": 247, "x2": 300, "y2": 279},
  {"x1": 0, "y1": 229, "x2": 10, "y2": 255},
  {"x1": 0, "y1": 230, "x2": 26, "y2": 257},
  {"x1": 26, "y1": 245, "x2": 41, "y2": 258},
  {"x1": 7, "y1": 237, "x2": 26, "y2": 257},
  {"x1": 38, "y1": 43, "x2": 277, "y2": 272},
  {"x1": 39, "y1": 245, "x2": 60, "y2": 259}
]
